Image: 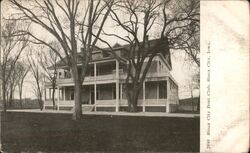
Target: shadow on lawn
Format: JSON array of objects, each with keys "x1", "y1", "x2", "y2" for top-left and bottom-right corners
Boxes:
[{"x1": 1, "y1": 112, "x2": 199, "y2": 152}]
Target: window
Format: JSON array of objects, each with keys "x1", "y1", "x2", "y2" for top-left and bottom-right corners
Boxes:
[
  {"x1": 96, "y1": 67, "x2": 100, "y2": 76},
  {"x1": 97, "y1": 86, "x2": 100, "y2": 100},
  {"x1": 59, "y1": 72, "x2": 62, "y2": 78},
  {"x1": 65, "y1": 71, "x2": 71, "y2": 78},
  {"x1": 90, "y1": 86, "x2": 100, "y2": 102},
  {"x1": 112, "y1": 86, "x2": 116, "y2": 99},
  {"x1": 70, "y1": 88, "x2": 74, "y2": 100},
  {"x1": 122, "y1": 85, "x2": 126, "y2": 99},
  {"x1": 159, "y1": 82, "x2": 167, "y2": 99}
]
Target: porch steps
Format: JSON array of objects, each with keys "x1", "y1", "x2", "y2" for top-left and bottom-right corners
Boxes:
[{"x1": 82, "y1": 105, "x2": 94, "y2": 112}]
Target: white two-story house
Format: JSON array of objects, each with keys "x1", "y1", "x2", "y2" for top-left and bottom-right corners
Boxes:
[{"x1": 44, "y1": 39, "x2": 179, "y2": 113}]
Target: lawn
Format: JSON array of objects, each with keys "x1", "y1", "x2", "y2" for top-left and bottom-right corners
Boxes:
[{"x1": 1, "y1": 112, "x2": 199, "y2": 152}]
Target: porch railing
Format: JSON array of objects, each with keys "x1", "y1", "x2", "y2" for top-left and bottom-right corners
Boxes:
[
  {"x1": 96, "y1": 100, "x2": 116, "y2": 106},
  {"x1": 44, "y1": 100, "x2": 53, "y2": 106},
  {"x1": 145, "y1": 99, "x2": 166, "y2": 105},
  {"x1": 44, "y1": 98, "x2": 167, "y2": 107},
  {"x1": 119, "y1": 99, "x2": 167, "y2": 106},
  {"x1": 44, "y1": 100, "x2": 74, "y2": 106},
  {"x1": 46, "y1": 71, "x2": 170, "y2": 86}
]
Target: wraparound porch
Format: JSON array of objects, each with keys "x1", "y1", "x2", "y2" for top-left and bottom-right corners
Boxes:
[{"x1": 44, "y1": 80, "x2": 178, "y2": 113}]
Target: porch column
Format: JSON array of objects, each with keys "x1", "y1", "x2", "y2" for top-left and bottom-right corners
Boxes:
[
  {"x1": 94, "y1": 63, "x2": 97, "y2": 111},
  {"x1": 94, "y1": 84, "x2": 97, "y2": 111},
  {"x1": 120, "y1": 83, "x2": 123, "y2": 100},
  {"x1": 63, "y1": 87, "x2": 65, "y2": 101},
  {"x1": 115, "y1": 60, "x2": 119, "y2": 112},
  {"x1": 157, "y1": 81, "x2": 159, "y2": 104},
  {"x1": 57, "y1": 86, "x2": 60, "y2": 111},
  {"x1": 166, "y1": 77, "x2": 170, "y2": 113},
  {"x1": 157, "y1": 58, "x2": 160, "y2": 75},
  {"x1": 143, "y1": 81, "x2": 145, "y2": 112},
  {"x1": 94, "y1": 63, "x2": 97, "y2": 80}
]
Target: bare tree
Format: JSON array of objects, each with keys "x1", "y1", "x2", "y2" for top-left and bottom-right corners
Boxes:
[
  {"x1": 171, "y1": 0, "x2": 200, "y2": 67},
  {"x1": 10, "y1": 0, "x2": 114, "y2": 120},
  {"x1": 27, "y1": 50, "x2": 44, "y2": 110},
  {"x1": 183, "y1": 34, "x2": 199, "y2": 67},
  {"x1": 0, "y1": 19, "x2": 29, "y2": 112},
  {"x1": 15, "y1": 61, "x2": 30, "y2": 108},
  {"x1": 38, "y1": 42, "x2": 61, "y2": 109},
  {"x1": 97, "y1": 0, "x2": 199, "y2": 111},
  {"x1": 7, "y1": 61, "x2": 20, "y2": 107},
  {"x1": 4, "y1": 59, "x2": 27, "y2": 107},
  {"x1": 192, "y1": 70, "x2": 200, "y2": 111}
]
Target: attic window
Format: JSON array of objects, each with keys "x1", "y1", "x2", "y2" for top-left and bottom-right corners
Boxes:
[
  {"x1": 159, "y1": 61, "x2": 161, "y2": 72},
  {"x1": 103, "y1": 51, "x2": 110, "y2": 58}
]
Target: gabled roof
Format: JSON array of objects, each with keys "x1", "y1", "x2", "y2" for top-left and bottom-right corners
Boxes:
[
  {"x1": 112, "y1": 43, "x2": 123, "y2": 48},
  {"x1": 121, "y1": 39, "x2": 171, "y2": 67},
  {"x1": 50, "y1": 38, "x2": 172, "y2": 69}
]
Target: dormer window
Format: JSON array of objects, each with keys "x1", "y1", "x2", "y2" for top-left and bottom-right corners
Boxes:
[
  {"x1": 103, "y1": 51, "x2": 110, "y2": 58},
  {"x1": 59, "y1": 72, "x2": 62, "y2": 78}
]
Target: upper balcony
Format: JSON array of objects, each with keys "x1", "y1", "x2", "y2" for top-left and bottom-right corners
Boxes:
[
  {"x1": 56, "y1": 70, "x2": 123, "y2": 86},
  {"x1": 45, "y1": 71, "x2": 171, "y2": 87},
  {"x1": 45, "y1": 57, "x2": 172, "y2": 87}
]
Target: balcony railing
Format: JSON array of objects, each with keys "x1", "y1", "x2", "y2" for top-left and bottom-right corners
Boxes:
[
  {"x1": 45, "y1": 71, "x2": 169, "y2": 86},
  {"x1": 55, "y1": 73, "x2": 116, "y2": 85}
]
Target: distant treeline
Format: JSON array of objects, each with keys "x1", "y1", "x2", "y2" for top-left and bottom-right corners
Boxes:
[
  {"x1": 178, "y1": 97, "x2": 199, "y2": 112},
  {"x1": 0, "y1": 99, "x2": 41, "y2": 109}
]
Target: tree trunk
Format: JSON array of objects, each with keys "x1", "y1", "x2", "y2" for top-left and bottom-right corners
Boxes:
[
  {"x1": 37, "y1": 84, "x2": 43, "y2": 111},
  {"x1": 9, "y1": 88, "x2": 13, "y2": 108},
  {"x1": 2, "y1": 82, "x2": 7, "y2": 112},
  {"x1": 19, "y1": 77, "x2": 26, "y2": 109},
  {"x1": 197, "y1": 95, "x2": 200, "y2": 111},
  {"x1": 192, "y1": 98, "x2": 194, "y2": 112},
  {"x1": 128, "y1": 95, "x2": 138, "y2": 112},
  {"x1": 52, "y1": 84, "x2": 56, "y2": 109},
  {"x1": 73, "y1": 81, "x2": 82, "y2": 120},
  {"x1": 38, "y1": 93, "x2": 43, "y2": 110},
  {"x1": 71, "y1": 65, "x2": 82, "y2": 120},
  {"x1": 127, "y1": 86, "x2": 139, "y2": 112},
  {"x1": 19, "y1": 87, "x2": 22, "y2": 108},
  {"x1": 6, "y1": 91, "x2": 9, "y2": 107}
]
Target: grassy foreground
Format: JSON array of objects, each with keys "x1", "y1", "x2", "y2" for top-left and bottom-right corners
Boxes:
[{"x1": 1, "y1": 112, "x2": 199, "y2": 152}]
